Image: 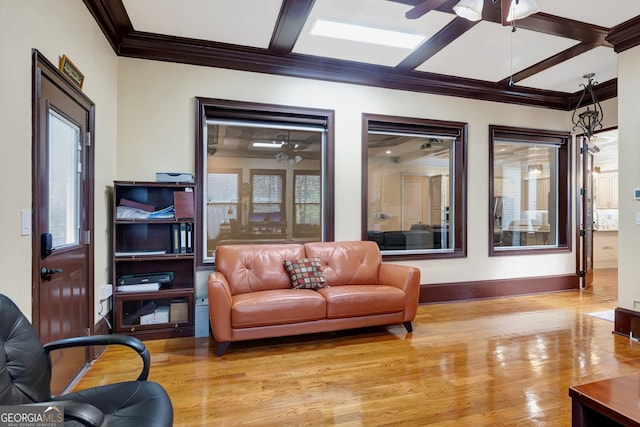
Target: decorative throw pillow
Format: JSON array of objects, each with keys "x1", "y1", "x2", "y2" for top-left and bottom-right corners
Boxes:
[{"x1": 283, "y1": 257, "x2": 328, "y2": 290}]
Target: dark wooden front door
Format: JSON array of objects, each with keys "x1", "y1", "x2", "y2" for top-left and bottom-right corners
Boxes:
[{"x1": 32, "y1": 51, "x2": 95, "y2": 394}]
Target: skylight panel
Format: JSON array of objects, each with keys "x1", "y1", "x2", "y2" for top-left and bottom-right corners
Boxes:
[{"x1": 310, "y1": 18, "x2": 426, "y2": 49}]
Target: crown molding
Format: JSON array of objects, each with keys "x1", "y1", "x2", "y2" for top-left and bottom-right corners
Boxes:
[
  {"x1": 83, "y1": 0, "x2": 617, "y2": 111},
  {"x1": 606, "y1": 15, "x2": 640, "y2": 53}
]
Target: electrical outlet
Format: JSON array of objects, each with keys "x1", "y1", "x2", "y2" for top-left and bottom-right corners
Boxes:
[{"x1": 633, "y1": 299, "x2": 640, "y2": 310}]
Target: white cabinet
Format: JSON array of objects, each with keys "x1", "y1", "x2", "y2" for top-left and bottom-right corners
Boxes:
[
  {"x1": 595, "y1": 172, "x2": 618, "y2": 209},
  {"x1": 593, "y1": 230, "x2": 618, "y2": 269}
]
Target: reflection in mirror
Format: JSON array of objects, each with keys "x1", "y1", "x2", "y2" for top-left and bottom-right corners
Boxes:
[
  {"x1": 489, "y1": 125, "x2": 570, "y2": 255},
  {"x1": 204, "y1": 121, "x2": 324, "y2": 262},
  {"x1": 493, "y1": 142, "x2": 557, "y2": 249},
  {"x1": 364, "y1": 115, "x2": 466, "y2": 257}
]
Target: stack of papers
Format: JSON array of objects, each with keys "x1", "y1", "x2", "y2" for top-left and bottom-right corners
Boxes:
[{"x1": 116, "y1": 205, "x2": 175, "y2": 220}]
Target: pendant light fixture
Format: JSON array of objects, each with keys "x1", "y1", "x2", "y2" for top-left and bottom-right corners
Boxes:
[
  {"x1": 506, "y1": 0, "x2": 540, "y2": 21},
  {"x1": 572, "y1": 73, "x2": 604, "y2": 139},
  {"x1": 453, "y1": 0, "x2": 539, "y2": 22},
  {"x1": 452, "y1": 0, "x2": 484, "y2": 21}
]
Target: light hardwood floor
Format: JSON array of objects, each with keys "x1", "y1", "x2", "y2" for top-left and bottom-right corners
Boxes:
[{"x1": 75, "y1": 272, "x2": 634, "y2": 426}]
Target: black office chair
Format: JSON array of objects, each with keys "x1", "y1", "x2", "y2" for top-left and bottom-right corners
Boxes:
[{"x1": 0, "y1": 294, "x2": 173, "y2": 426}]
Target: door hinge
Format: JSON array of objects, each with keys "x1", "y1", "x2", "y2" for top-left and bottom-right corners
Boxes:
[
  {"x1": 84, "y1": 230, "x2": 91, "y2": 245},
  {"x1": 85, "y1": 327, "x2": 91, "y2": 336},
  {"x1": 580, "y1": 147, "x2": 587, "y2": 154},
  {"x1": 85, "y1": 131, "x2": 91, "y2": 147},
  {"x1": 579, "y1": 229, "x2": 586, "y2": 237},
  {"x1": 579, "y1": 271, "x2": 586, "y2": 278},
  {"x1": 580, "y1": 188, "x2": 586, "y2": 196}
]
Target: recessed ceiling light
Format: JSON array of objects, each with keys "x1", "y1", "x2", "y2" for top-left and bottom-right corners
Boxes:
[
  {"x1": 385, "y1": 150, "x2": 392, "y2": 154},
  {"x1": 252, "y1": 141, "x2": 284, "y2": 149},
  {"x1": 311, "y1": 19, "x2": 426, "y2": 49}
]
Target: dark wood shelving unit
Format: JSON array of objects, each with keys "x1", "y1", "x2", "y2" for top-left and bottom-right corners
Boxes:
[{"x1": 112, "y1": 181, "x2": 195, "y2": 339}]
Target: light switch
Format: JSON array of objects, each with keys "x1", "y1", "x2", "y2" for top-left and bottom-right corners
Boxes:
[{"x1": 20, "y1": 210, "x2": 31, "y2": 236}]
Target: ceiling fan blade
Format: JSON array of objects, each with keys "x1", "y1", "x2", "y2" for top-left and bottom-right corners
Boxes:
[{"x1": 405, "y1": 0, "x2": 450, "y2": 19}]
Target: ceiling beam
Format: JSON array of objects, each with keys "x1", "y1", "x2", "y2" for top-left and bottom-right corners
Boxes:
[
  {"x1": 397, "y1": 17, "x2": 478, "y2": 70},
  {"x1": 497, "y1": 40, "x2": 605, "y2": 87},
  {"x1": 405, "y1": 0, "x2": 451, "y2": 19},
  {"x1": 269, "y1": 0, "x2": 316, "y2": 54}
]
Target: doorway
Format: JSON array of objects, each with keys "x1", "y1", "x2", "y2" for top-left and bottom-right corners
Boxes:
[
  {"x1": 32, "y1": 51, "x2": 95, "y2": 394},
  {"x1": 590, "y1": 129, "x2": 619, "y2": 298}
]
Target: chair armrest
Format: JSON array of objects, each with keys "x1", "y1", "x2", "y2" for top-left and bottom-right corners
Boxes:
[
  {"x1": 378, "y1": 263, "x2": 421, "y2": 322},
  {"x1": 24, "y1": 400, "x2": 106, "y2": 427},
  {"x1": 44, "y1": 335, "x2": 150, "y2": 381},
  {"x1": 208, "y1": 271, "x2": 233, "y2": 342}
]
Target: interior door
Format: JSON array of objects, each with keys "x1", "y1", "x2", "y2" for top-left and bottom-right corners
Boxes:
[
  {"x1": 32, "y1": 51, "x2": 95, "y2": 394},
  {"x1": 579, "y1": 136, "x2": 595, "y2": 289},
  {"x1": 402, "y1": 174, "x2": 427, "y2": 229}
]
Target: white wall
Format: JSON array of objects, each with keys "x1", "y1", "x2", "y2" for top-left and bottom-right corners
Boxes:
[
  {"x1": 617, "y1": 46, "x2": 640, "y2": 311},
  {"x1": 0, "y1": 1, "x2": 118, "y2": 318},
  {"x1": 117, "y1": 58, "x2": 580, "y2": 295}
]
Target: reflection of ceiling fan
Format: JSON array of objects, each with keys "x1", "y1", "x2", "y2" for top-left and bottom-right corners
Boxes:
[
  {"x1": 275, "y1": 145, "x2": 302, "y2": 164},
  {"x1": 273, "y1": 133, "x2": 303, "y2": 164},
  {"x1": 405, "y1": 0, "x2": 539, "y2": 25}
]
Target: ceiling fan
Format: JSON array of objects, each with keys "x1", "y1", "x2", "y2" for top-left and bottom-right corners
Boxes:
[{"x1": 405, "y1": 0, "x2": 539, "y2": 26}]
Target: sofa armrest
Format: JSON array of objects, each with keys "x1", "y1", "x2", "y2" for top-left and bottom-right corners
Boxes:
[
  {"x1": 378, "y1": 264, "x2": 421, "y2": 322},
  {"x1": 208, "y1": 272, "x2": 234, "y2": 342}
]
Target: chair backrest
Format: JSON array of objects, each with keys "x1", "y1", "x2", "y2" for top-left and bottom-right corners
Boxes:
[
  {"x1": 304, "y1": 241, "x2": 381, "y2": 286},
  {"x1": 215, "y1": 244, "x2": 306, "y2": 295},
  {"x1": 0, "y1": 294, "x2": 52, "y2": 404}
]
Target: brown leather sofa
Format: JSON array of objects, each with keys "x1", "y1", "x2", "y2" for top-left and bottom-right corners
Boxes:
[{"x1": 208, "y1": 241, "x2": 421, "y2": 356}]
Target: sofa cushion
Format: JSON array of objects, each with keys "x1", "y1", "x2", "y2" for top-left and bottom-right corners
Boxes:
[
  {"x1": 318, "y1": 285, "x2": 406, "y2": 318},
  {"x1": 231, "y1": 290, "x2": 326, "y2": 328},
  {"x1": 304, "y1": 241, "x2": 381, "y2": 286},
  {"x1": 215, "y1": 244, "x2": 305, "y2": 295},
  {"x1": 283, "y1": 258, "x2": 328, "y2": 290}
]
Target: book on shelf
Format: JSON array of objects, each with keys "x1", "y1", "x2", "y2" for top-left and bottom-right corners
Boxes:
[
  {"x1": 180, "y1": 223, "x2": 187, "y2": 253},
  {"x1": 170, "y1": 223, "x2": 193, "y2": 254},
  {"x1": 116, "y1": 282, "x2": 161, "y2": 293},
  {"x1": 186, "y1": 223, "x2": 193, "y2": 253}
]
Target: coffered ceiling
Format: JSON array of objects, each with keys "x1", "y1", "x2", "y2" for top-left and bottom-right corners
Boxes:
[{"x1": 84, "y1": 0, "x2": 640, "y2": 110}]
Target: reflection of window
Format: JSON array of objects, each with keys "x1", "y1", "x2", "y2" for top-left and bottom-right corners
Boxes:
[
  {"x1": 294, "y1": 171, "x2": 320, "y2": 236},
  {"x1": 251, "y1": 170, "x2": 284, "y2": 213},
  {"x1": 362, "y1": 114, "x2": 467, "y2": 259},
  {"x1": 195, "y1": 98, "x2": 335, "y2": 264},
  {"x1": 206, "y1": 169, "x2": 240, "y2": 245},
  {"x1": 490, "y1": 125, "x2": 570, "y2": 255}
]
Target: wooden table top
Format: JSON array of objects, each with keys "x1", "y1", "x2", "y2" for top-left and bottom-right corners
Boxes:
[{"x1": 569, "y1": 372, "x2": 640, "y2": 426}]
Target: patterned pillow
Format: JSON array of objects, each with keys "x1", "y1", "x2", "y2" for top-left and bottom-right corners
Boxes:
[{"x1": 283, "y1": 257, "x2": 328, "y2": 290}]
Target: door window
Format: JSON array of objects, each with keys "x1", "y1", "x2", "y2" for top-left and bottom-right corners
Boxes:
[{"x1": 48, "y1": 109, "x2": 81, "y2": 249}]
